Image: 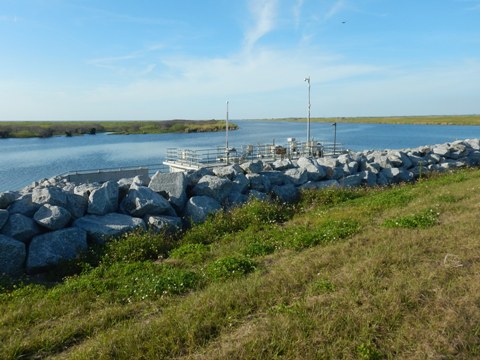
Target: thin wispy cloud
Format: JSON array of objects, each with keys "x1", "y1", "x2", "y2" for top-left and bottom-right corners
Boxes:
[
  {"x1": 325, "y1": 0, "x2": 347, "y2": 20},
  {"x1": 0, "y1": 15, "x2": 19, "y2": 23},
  {"x1": 292, "y1": 0, "x2": 304, "y2": 28},
  {"x1": 243, "y1": 0, "x2": 278, "y2": 52}
]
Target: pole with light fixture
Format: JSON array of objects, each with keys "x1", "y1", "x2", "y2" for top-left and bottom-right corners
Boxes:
[
  {"x1": 226, "y1": 100, "x2": 229, "y2": 163},
  {"x1": 332, "y1": 122, "x2": 337, "y2": 155},
  {"x1": 304, "y1": 76, "x2": 311, "y2": 155}
]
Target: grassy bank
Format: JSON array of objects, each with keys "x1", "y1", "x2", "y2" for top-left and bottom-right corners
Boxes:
[
  {"x1": 0, "y1": 120, "x2": 237, "y2": 139},
  {"x1": 269, "y1": 114, "x2": 480, "y2": 126},
  {"x1": 2, "y1": 168, "x2": 480, "y2": 358}
]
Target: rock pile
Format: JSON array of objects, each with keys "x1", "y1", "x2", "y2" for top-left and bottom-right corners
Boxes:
[{"x1": 1, "y1": 139, "x2": 480, "y2": 275}]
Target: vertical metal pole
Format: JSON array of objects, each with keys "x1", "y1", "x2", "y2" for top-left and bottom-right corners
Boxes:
[
  {"x1": 333, "y1": 122, "x2": 337, "y2": 155},
  {"x1": 226, "y1": 100, "x2": 229, "y2": 150},
  {"x1": 226, "y1": 100, "x2": 229, "y2": 164},
  {"x1": 304, "y1": 76, "x2": 311, "y2": 155}
]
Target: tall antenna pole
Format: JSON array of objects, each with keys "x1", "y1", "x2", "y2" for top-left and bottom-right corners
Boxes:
[
  {"x1": 304, "y1": 76, "x2": 311, "y2": 155},
  {"x1": 226, "y1": 100, "x2": 229, "y2": 151}
]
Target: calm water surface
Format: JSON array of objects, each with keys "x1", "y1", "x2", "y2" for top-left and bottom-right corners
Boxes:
[{"x1": 1, "y1": 121, "x2": 478, "y2": 191}]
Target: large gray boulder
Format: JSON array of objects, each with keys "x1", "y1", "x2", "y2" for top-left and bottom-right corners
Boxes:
[
  {"x1": 32, "y1": 186, "x2": 68, "y2": 207},
  {"x1": 192, "y1": 175, "x2": 233, "y2": 203},
  {"x1": 184, "y1": 196, "x2": 222, "y2": 224},
  {"x1": 226, "y1": 192, "x2": 249, "y2": 208},
  {"x1": 240, "y1": 160, "x2": 264, "y2": 174},
  {"x1": 185, "y1": 168, "x2": 215, "y2": 187},
  {"x1": 74, "y1": 183, "x2": 100, "y2": 199},
  {"x1": 121, "y1": 183, "x2": 174, "y2": 217},
  {"x1": 213, "y1": 164, "x2": 243, "y2": 180},
  {"x1": 33, "y1": 204, "x2": 71, "y2": 230},
  {"x1": 0, "y1": 235, "x2": 26, "y2": 276},
  {"x1": 87, "y1": 181, "x2": 119, "y2": 215},
  {"x1": 149, "y1": 172, "x2": 188, "y2": 211},
  {"x1": 246, "y1": 174, "x2": 271, "y2": 193},
  {"x1": 65, "y1": 193, "x2": 88, "y2": 219},
  {"x1": 432, "y1": 144, "x2": 451, "y2": 157},
  {"x1": 232, "y1": 173, "x2": 250, "y2": 194},
  {"x1": 272, "y1": 184, "x2": 299, "y2": 203},
  {"x1": 271, "y1": 159, "x2": 294, "y2": 171},
  {"x1": 360, "y1": 171, "x2": 378, "y2": 187},
  {"x1": 74, "y1": 213, "x2": 146, "y2": 244},
  {"x1": 296, "y1": 157, "x2": 327, "y2": 181},
  {"x1": 0, "y1": 192, "x2": 18, "y2": 209},
  {"x1": 1, "y1": 213, "x2": 41, "y2": 243},
  {"x1": 341, "y1": 174, "x2": 363, "y2": 188},
  {"x1": 260, "y1": 171, "x2": 289, "y2": 186},
  {"x1": 300, "y1": 179, "x2": 340, "y2": 190},
  {"x1": 145, "y1": 215, "x2": 183, "y2": 234},
  {"x1": 26, "y1": 228, "x2": 88, "y2": 273},
  {"x1": 284, "y1": 168, "x2": 308, "y2": 186},
  {"x1": 0, "y1": 209, "x2": 8, "y2": 230},
  {"x1": 7, "y1": 194, "x2": 41, "y2": 217}
]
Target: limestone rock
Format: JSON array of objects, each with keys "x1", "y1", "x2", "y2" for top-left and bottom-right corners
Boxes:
[
  {"x1": 271, "y1": 159, "x2": 294, "y2": 171},
  {"x1": 32, "y1": 186, "x2": 68, "y2": 207},
  {"x1": 246, "y1": 173, "x2": 271, "y2": 193},
  {"x1": 300, "y1": 180, "x2": 340, "y2": 190},
  {"x1": 0, "y1": 235, "x2": 26, "y2": 276},
  {"x1": 7, "y1": 194, "x2": 41, "y2": 217},
  {"x1": 34, "y1": 204, "x2": 71, "y2": 230},
  {"x1": 87, "y1": 181, "x2": 119, "y2": 215},
  {"x1": 26, "y1": 228, "x2": 88, "y2": 273},
  {"x1": 65, "y1": 193, "x2": 88, "y2": 219},
  {"x1": 297, "y1": 157, "x2": 327, "y2": 181},
  {"x1": 149, "y1": 172, "x2": 188, "y2": 211},
  {"x1": 1, "y1": 213, "x2": 41, "y2": 243},
  {"x1": 184, "y1": 196, "x2": 222, "y2": 224},
  {"x1": 0, "y1": 209, "x2": 8, "y2": 230},
  {"x1": 341, "y1": 174, "x2": 363, "y2": 188},
  {"x1": 74, "y1": 213, "x2": 145, "y2": 244},
  {"x1": 232, "y1": 173, "x2": 250, "y2": 194},
  {"x1": 0, "y1": 191, "x2": 18, "y2": 209},
  {"x1": 192, "y1": 175, "x2": 233, "y2": 203},
  {"x1": 240, "y1": 160, "x2": 264, "y2": 174},
  {"x1": 284, "y1": 168, "x2": 308, "y2": 185},
  {"x1": 121, "y1": 183, "x2": 174, "y2": 217},
  {"x1": 213, "y1": 164, "x2": 243, "y2": 180},
  {"x1": 272, "y1": 184, "x2": 299, "y2": 203},
  {"x1": 146, "y1": 215, "x2": 183, "y2": 234}
]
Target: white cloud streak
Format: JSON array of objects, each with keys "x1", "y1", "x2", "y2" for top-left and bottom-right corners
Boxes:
[
  {"x1": 243, "y1": 0, "x2": 278, "y2": 52},
  {"x1": 324, "y1": 0, "x2": 347, "y2": 20}
]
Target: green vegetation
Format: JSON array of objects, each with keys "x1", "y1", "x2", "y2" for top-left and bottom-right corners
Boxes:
[
  {"x1": 267, "y1": 114, "x2": 480, "y2": 126},
  {"x1": 0, "y1": 120, "x2": 238, "y2": 138},
  {"x1": 2, "y1": 168, "x2": 480, "y2": 358}
]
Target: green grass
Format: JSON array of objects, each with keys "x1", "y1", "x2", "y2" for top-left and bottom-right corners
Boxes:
[
  {"x1": 0, "y1": 120, "x2": 238, "y2": 138},
  {"x1": 2, "y1": 168, "x2": 480, "y2": 358},
  {"x1": 263, "y1": 114, "x2": 480, "y2": 126}
]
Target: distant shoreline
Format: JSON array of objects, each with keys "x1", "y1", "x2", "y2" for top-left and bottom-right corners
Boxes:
[
  {"x1": 0, "y1": 120, "x2": 238, "y2": 139},
  {"x1": 251, "y1": 114, "x2": 480, "y2": 126}
]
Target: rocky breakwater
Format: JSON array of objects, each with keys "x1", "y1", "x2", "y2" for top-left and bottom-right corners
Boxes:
[{"x1": 1, "y1": 138, "x2": 480, "y2": 276}]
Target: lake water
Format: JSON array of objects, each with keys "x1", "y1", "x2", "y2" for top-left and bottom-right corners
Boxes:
[{"x1": 1, "y1": 121, "x2": 478, "y2": 192}]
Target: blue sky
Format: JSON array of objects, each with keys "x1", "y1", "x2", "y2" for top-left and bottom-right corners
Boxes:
[{"x1": 0, "y1": 0, "x2": 479, "y2": 120}]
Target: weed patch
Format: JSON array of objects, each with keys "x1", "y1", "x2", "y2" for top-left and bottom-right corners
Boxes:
[
  {"x1": 169, "y1": 243, "x2": 211, "y2": 265},
  {"x1": 48, "y1": 262, "x2": 199, "y2": 303},
  {"x1": 284, "y1": 219, "x2": 360, "y2": 249},
  {"x1": 206, "y1": 256, "x2": 256, "y2": 280},
  {"x1": 383, "y1": 208, "x2": 439, "y2": 229}
]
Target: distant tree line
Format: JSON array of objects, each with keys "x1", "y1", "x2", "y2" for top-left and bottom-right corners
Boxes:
[{"x1": 0, "y1": 120, "x2": 237, "y2": 139}]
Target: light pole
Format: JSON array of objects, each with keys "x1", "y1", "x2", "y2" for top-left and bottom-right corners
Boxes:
[
  {"x1": 226, "y1": 100, "x2": 229, "y2": 163},
  {"x1": 332, "y1": 122, "x2": 337, "y2": 155},
  {"x1": 304, "y1": 76, "x2": 311, "y2": 155}
]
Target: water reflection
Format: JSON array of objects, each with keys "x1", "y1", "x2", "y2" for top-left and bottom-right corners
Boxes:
[{"x1": 0, "y1": 121, "x2": 478, "y2": 191}]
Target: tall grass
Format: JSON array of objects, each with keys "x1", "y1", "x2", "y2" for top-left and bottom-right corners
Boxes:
[{"x1": 2, "y1": 168, "x2": 480, "y2": 359}]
